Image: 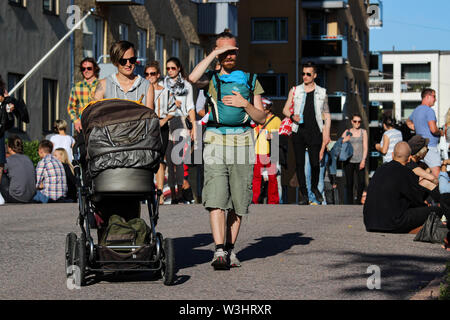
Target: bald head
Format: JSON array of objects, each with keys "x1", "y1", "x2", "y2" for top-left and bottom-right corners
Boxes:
[{"x1": 393, "y1": 141, "x2": 411, "y2": 165}]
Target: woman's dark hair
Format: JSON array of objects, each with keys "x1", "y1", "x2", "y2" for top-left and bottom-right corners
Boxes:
[
  {"x1": 166, "y1": 57, "x2": 186, "y2": 79},
  {"x1": 7, "y1": 135, "x2": 24, "y2": 154},
  {"x1": 110, "y1": 41, "x2": 135, "y2": 66},
  {"x1": 145, "y1": 61, "x2": 161, "y2": 75},
  {"x1": 79, "y1": 57, "x2": 100, "y2": 78},
  {"x1": 382, "y1": 115, "x2": 395, "y2": 128},
  {"x1": 352, "y1": 113, "x2": 362, "y2": 120}
]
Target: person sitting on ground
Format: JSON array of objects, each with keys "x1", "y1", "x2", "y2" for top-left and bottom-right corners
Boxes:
[
  {"x1": 363, "y1": 141, "x2": 448, "y2": 234},
  {"x1": 406, "y1": 135, "x2": 440, "y2": 195},
  {"x1": 33, "y1": 140, "x2": 67, "y2": 203},
  {"x1": 53, "y1": 148, "x2": 77, "y2": 202},
  {"x1": 50, "y1": 119, "x2": 75, "y2": 163},
  {"x1": 375, "y1": 115, "x2": 403, "y2": 164},
  {"x1": 0, "y1": 135, "x2": 36, "y2": 203}
]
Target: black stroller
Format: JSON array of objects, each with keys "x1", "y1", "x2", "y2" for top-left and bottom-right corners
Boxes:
[{"x1": 64, "y1": 99, "x2": 175, "y2": 287}]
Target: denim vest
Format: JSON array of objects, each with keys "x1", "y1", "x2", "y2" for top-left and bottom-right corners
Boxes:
[{"x1": 293, "y1": 84, "x2": 327, "y2": 132}]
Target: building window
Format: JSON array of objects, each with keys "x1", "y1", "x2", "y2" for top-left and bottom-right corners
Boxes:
[
  {"x1": 155, "y1": 34, "x2": 165, "y2": 65},
  {"x1": 43, "y1": 0, "x2": 58, "y2": 15},
  {"x1": 401, "y1": 63, "x2": 431, "y2": 80},
  {"x1": 189, "y1": 44, "x2": 204, "y2": 72},
  {"x1": 42, "y1": 79, "x2": 58, "y2": 134},
  {"x1": 171, "y1": 39, "x2": 180, "y2": 58},
  {"x1": 119, "y1": 24, "x2": 129, "y2": 41},
  {"x1": 251, "y1": 18, "x2": 288, "y2": 43},
  {"x1": 307, "y1": 12, "x2": 325, "y2": 37},
  {"x1": 382, "y1": 64, "x2": 393, "y2": 80},
  {"x1": 83, "y1": 16, "x2": 104, "y2": 61},
  {"x1": 401, "y1": 101, "x2": 421, "y2": 120},
  {"x1": 7, "y1": 73, "x2": 26, "y2": 131},
  {"x1": 257, "y1": 73, "x2": 288, "y2": 99},
  {"x1": 9, "y1": 0, "x2": 26, "y2": 7},
  {"x1": 137, "y1": 28, "x2": 147, "y2": 62}
]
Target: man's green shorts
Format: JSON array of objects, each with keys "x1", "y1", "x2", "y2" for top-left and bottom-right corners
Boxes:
[{"x1": 202, "y1": 143, "x2": 255, "y2": 216}]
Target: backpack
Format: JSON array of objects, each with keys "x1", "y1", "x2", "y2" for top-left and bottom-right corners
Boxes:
[
  {"x1": 205, "y1": 71, "x2": 256, "y2": 128},
  {"x1": 100, "y1": 215, "x2": 151, "y2": 248}
]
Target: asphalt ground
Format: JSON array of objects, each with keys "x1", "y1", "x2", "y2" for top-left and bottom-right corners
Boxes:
[{"x1": 0, "y1": 203, "x2": 448, "y2": 301}]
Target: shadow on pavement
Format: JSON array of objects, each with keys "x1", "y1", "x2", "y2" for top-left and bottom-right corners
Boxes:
[
  {"x1": 238, "y1": 232, "x2": 314, "y2": 262},
  {"x1": 327, "y1": 250, "x2": 449, "y2": 299},
  {"x1": 173, "y1": 233, "x2": 215, "y2": 271}
]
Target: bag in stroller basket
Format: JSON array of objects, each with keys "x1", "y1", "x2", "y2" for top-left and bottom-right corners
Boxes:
[{"x1": 81, "y1": 98, "x2": 163, "y2": 179}]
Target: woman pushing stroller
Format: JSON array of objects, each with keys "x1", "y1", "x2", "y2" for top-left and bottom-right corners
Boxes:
[{"x1": 91, "y1": 40, "x2": 155, "y2": 236}]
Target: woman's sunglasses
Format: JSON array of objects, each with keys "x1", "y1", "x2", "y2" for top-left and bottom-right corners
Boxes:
[
  {"x1": 118, "y1": 57, "x2": 137, "y2": 66},
  {"x1": 144, "y1": 72, "x2": 158, "y2": 77},
  {"x1": 352, "y1": 120, "x2": 361, "y2": 123},
  {"x1": 167, "y1": 66, "x2": 178, "y2": 71},
  {"x1": 80, "y1": 67, "x2": 93, "y2": 72}
]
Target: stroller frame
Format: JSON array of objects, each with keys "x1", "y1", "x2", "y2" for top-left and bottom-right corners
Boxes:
[{"x1": 65, "y1": 146, "x2": 175, "y2": 287}]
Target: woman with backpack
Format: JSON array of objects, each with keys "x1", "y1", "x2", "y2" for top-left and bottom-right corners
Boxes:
[{"x1": 163, "y1": 57, "x2": 196, "y2": 204}]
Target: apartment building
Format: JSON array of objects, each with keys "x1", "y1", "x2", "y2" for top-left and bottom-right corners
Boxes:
[
  {"x1": 369, "y1": 50, "x2": 450, "y2": 126},
  {"x1": 0, "y1": 0, "x2": 205, "y2": 140},
  {"x1": 237, "y1": 0, "x2": 371, "y2": 203}
]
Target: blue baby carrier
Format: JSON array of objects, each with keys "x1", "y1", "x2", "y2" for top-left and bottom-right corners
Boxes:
[{"x1": 206, "y1": 70, "x2": 257, "y2": 128}]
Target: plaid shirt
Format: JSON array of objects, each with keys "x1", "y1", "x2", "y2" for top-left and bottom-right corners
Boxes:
[
  {"x1": 67, "y1": 79, "x2": 98, "y2": 122},
  {"x1": 36, "y1": 154, "x2": 67, "y2": 200}
]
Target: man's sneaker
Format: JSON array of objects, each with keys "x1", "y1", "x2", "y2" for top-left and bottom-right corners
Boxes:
[
  {"x1": 211, "y1": 249, "x2": 229, "y2": 270},
  {"x1": 228, "y1": 249, "x2": 241, "y2": 268}
]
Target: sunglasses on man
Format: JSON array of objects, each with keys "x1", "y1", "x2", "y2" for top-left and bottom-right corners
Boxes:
[
  {"x1": 80, "y1": 67, "x2": 93, "y2": 72},
  {"x1": 302, "y1": 72, "x2": 313, "y2": 77},
  {"x1": 118, "y1": 57, "x2": 137, "y2": 66},
  {"x1": 144, "y1": 72, "x2": 158, "y2": 77}
]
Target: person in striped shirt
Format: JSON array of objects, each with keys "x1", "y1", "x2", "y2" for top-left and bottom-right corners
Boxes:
[
  {"x1": 375, "y1": 116, "x2": 403, "y2": 163},
  {"x1": 33, "y1": 140, "x2": 67, "y2": 203},
  {"x1": 67, "y1": 57, "x2": 99, "y2": 133}
]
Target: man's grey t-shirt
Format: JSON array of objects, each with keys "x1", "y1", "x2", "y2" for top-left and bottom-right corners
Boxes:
[{"x1": 5, "y1": 153, "x2": 36, "y2": 202}]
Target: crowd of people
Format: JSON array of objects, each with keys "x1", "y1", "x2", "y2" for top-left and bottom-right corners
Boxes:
[{"x1": 0, "y1": 33, "x2": 449, "y2": 267}]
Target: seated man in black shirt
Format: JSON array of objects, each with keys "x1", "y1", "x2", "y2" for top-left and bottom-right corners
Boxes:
[{"x1": 363, "y1": 141, "x2": 447, "y2": 233}]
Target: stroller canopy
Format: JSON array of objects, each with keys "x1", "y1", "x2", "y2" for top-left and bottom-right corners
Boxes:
[{"x1": 81, "y1": 99, "x2": 162, "y2": 178}]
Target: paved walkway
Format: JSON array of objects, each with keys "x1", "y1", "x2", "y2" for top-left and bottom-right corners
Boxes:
[{"x1": 0, "y1": 203, "x2": 448, "y2": 300}]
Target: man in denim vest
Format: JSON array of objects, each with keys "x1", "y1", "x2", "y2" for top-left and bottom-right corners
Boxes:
[{"x1": 282, "y1": 62, "x2": 331, "y2": 205}]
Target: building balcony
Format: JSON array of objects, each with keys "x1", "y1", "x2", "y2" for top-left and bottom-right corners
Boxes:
[
  {"x1": 369, "y1": 52, "x2": 383, "y2": 77},
  {"x1": 400, "y1": 80, "x2": 431, "y2": 93},
  {"x1": 369, "y1": 81, "x2": 393, "y2": 93},
  {"x1": 95, "y1": 0, "x2": 144, "y2": 4},
  {"x1": 302, "y1": 0, "x2": 348, "y2": 9},
  {"x1": 301, "y1": 35, "x2": 347, "y2": 65},
  {"x1": 328, "y1": 91, "x2": 346, "y2": 120},
  {"x1": 197, "y1": 2, "x2": 238, "y2": 36}
]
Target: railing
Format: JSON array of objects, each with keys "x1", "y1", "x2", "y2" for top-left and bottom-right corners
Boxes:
[
  {"x1": 369, "y1": 82, "x2": 393, "y2": 93},
  {"x1": 301, "y1": 35, "x2": 347, "y2": 64},
  {"x1": 302, "y1": 0, "x2": 348, "y2": 9},
  {"x1": 400, "y1": 81, "x2": 431, "y2": 93}
]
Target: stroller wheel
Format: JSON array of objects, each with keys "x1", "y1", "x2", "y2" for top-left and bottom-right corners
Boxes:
[
  {"x1": 74, "y1": 234, "x2": 87, "y2": 286},
  {"x1": 65, "y1": 233, "x2": 77, "y2": 277},
  {"x1": 160, "y1": 238, "x2": 175, "y2": 286}
]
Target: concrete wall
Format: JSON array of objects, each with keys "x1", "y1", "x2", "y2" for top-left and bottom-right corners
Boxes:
[
  {"x1": 439, "y1": 53, "x2": 450, "y2": 126},
  {"x1": 0, "y1": 0, "x2": 72, "y2": 140}
]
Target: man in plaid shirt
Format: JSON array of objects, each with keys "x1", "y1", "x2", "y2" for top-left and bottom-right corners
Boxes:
[
  {"x1": 33, "y1": 140, "x2": 67, "y2": 203},
  {"x1": 67, "y1": 57, "x2": 99, "y2": 133}
]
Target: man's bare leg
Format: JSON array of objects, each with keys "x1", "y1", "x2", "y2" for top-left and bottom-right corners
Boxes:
[
  {"x1": 225, "y1": 210, "x2": 242, "y2": 267},
  {"x1": 209, "y1": 208, "x2": 229, "y2": 269},
  {"x1": 210, "y1": 208, "x2": 226, "y2": 245}
]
